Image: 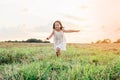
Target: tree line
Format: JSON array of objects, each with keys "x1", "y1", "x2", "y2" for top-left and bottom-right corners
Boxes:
[
  {"x1": 94, "y1": 38, "x2": 120, "y2": 44},
  {"x1": 4, "y1": 38, "x2": 50, "y2": 43},
  {"x1": 3, "y1": 38, "x2": 120, "y2": 44}
]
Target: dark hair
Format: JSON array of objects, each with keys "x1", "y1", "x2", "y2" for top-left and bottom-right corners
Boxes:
[{"x1": 53, "y1": 20, "x2": 64, "y2": 30}]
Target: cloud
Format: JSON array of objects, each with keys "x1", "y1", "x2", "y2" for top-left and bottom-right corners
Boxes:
[
  {"x1": 0, "y1": 26, "x2": 28, "y2": 40},
  {"x1": 80, "y1": 5, "x2": 89, "y2": 9},
  {"x1": 0, "y1": 25, "x2": 50, "y2": 41},
  {"x1": 61, "y1": 14, "x2": 87, "y2": 22},
  {"x1": 116, "y1": 28, "x2": 120, "y2": 32}
]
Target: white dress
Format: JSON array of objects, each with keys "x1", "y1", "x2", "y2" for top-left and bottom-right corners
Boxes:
[{"x1": 53, "y1": 30, "x2": 66, "y2": 51}]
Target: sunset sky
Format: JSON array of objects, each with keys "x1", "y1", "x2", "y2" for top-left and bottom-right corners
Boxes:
[{"x1": 0, "y1": 0, "x2": 120, "y2": 43}]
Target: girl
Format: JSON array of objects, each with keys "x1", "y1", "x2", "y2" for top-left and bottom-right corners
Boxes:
[{"x1": 46, "y1": 20, "x2": 80, "y2": 57}]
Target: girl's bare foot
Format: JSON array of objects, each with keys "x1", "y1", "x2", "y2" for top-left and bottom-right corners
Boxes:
[
  {"x1": 58, "y1": 52, "x2": 61, "y2": 56},
  {"x1": 56, "y1": 52, "x2": 59, "y2": 57},
  {"x1": 56, "y1": 47, "x2": 61, "y2": 57}
]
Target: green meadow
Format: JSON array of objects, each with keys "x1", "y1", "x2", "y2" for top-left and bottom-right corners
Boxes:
[{"x1": 0, "y1": 43, "x2": 120, "y2": 80}]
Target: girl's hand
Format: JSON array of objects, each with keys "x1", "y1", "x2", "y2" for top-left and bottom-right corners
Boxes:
[{"x1": 46, "y1": 37, "x2": 49, "y2": 40}]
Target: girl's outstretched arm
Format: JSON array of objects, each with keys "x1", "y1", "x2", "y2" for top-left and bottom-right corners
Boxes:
[
  {"x1": 46, "y1": 30, "x2": 54, "y2": 40},
  {"x1": 63, "y1": 29, "x2": 80, "y2": 33}
]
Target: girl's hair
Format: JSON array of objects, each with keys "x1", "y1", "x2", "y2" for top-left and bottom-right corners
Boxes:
[{"x1": 53, "y1": 20, "x2": 64, "y2": 30}]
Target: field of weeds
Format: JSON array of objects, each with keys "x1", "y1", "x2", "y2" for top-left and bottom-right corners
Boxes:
[{"x1": 0, "y1": 43, "x2": 120, "y2": 80}]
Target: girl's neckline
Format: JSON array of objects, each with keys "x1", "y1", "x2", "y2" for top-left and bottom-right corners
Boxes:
[{"x1": 54, "y1": 29, "x2": 63, "y2": 32}]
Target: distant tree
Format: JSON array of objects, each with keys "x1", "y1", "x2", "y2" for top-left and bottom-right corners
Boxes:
[
  {"x1": 43, "y1": 41, "x2": 50, "y2": 43},
  {"x1": 22, "y1": 40, "x2": 25, "y2": 43},
  {"x1": 26, "y1": 38, "x2": 43, "y2": 43},
  {"x1": 14, "y1": 40, "x2": 18, "y2": 42},
  {"x1": 96, "y1": 40, "x2": 102, "y2": 44},
  {"x1": 8, "y1": 40, "x2": 12, "y2": 42},
  {"x1": 114, "y1": 38, "x2": 120, "y2": 43},
  {"x1": 102, "y1": 39, "x2": 111, "y2": 43}
]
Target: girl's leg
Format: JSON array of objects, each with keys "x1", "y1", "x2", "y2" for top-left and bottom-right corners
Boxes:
[{"x1": 56, "y1": 47, "x2": 61, "y2": 57}]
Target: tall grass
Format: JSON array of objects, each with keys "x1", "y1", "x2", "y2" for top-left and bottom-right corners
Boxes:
[{"x1": 0, "y1": 43, "x2": 120, "y2": 80}]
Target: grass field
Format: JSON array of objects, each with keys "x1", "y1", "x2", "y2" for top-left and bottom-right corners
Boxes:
[{"x1": 0, "y1": 43, "x2": 120, "y2": 80}]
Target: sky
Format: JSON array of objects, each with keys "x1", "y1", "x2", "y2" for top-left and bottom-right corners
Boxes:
[{"x1": 0, "y1": 0, "x2": 120, "y2": 43}]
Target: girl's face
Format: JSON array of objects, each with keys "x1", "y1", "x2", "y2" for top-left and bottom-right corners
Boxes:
[{"x1": 54, "y1": 22, "x2": 61, "y2": 30}]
